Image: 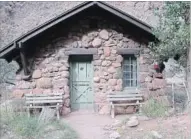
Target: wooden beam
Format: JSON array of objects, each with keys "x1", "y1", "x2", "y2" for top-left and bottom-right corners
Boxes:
[
  {"x1": 19, "y1": 42, "x2": 29, "y2": 75},
  {"x1": 65, "y1": 48, "x2": 97, "y2": 55},
  {"x1": 116, "y1": 48, "x2": 140, "y2": 55}
]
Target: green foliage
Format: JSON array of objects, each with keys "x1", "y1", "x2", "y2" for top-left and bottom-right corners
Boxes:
[
  {"x1": 142, "y1": 98, "x2": 168, "y2": 118},
  {"x1": 149, "y1": 2, "x2": 190, "y2": 66},
  {"x1": 0, "y1": 107, "x2": 79, "y2": 139}
]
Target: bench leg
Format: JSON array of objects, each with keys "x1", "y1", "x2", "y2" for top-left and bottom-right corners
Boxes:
[
  {"x1": 111, "y1": 104, "x2": 115, "y2": 118},
  {"x1": 56, "y1": 104, "x2": 60, "y2": 120},
  {"x1": 139, "y1": 104, "x2": 143, "y2": 114},
  {"x1": 27, "y1": 107, "x2": 30, "y2": 118}
]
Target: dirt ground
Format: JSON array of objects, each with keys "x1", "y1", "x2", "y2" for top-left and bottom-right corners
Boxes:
[{"x1": 63, "y1": 111, "x2": 190, "y2": 139}]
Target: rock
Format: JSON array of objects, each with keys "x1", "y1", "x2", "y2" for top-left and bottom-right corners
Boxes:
[
  {"x1": 61, "y1": 107, "x2": 71, "y2": 116},
  {"x1": 108, "y1": 79, "x2": 117, "y2": 86},
  {"x1": 102, "y1": 61, "x2": 112, "y2": 66},
  {"x1": 94, "y1": 60, "x2": 102, "y2": 66},
  {"x1": 109, "y1": 131, "x2": 120, "y2": 139},
  {"x1": 127, "y1": 116, "x2": 139, "y2": 127},
  {"x1": 99, "y1": 105, "x2": 110, "y2": 114},
  {"x1": 151, "y1": 78, "x2": 166, "y2": 90},
  {"x1": 99, "y1": 29, "x2": 109, "y2": 40},
  {"x1": 145, "y1": 76, "x2": 152, "y2": 82},
  {"x1": 64, "y1": 86, "x2": 70, "y2": 94},
  {"x1": 59, "y1": 66, "x2": 68, "y2": 71},
  {"x1": 61, "y1": 71, "x2": 69, "y2": 78},
  {"x1": 104, "y1": 47, "x2": 111, "y2": 57},
  {"x1": 16, "y1": 81, "x2": 31, "y2": 89},
  {"x1": 32, "y1": 88, "x2": 43, "y2": 94},
  {"x1": 36, "y1": 78, "x2": 52, "y2": 89},
  {"x1": 92, "y1": 38, "x2": 102, "y2": 47},
  {"x1": 164, "y1": 58, "x2": 186, "y2": 84},
  {"x1": 108, "y1": 67, "x2": 116, "y2": 73},
  {"x1": 64, "y1": 98, "x2": 70, "y2": 107},
  {"x1": 151, "y1": 131, "x2": 162, "y2": 139},
  {"x1": 43, "y1": 89, "x2": 52, "y2": 94},
  {"x1": 112, "y1": 63, "x2": 121, "y2": 68},
  {"x1": 11, "y1": 90, "x2": 25, "y2": 98},
  {"x1": 126, "y1": 106, "x2": 135, "y2": 113},
  {"x1": 32, "y1": 70, "x2": 42, "y2": 79},
  {"x1": 154, "y1": 73, "x2": 163, "y2": 79},
  {"x1": 94, "y1": 77, "x2": 100, "y2": 83},
  {"x1": 100, "y1": 79, "x2": 107, "y2": 83},
  {"x1": 117, "y1": 79, "x2": 122, "y2": 85},
  {"x1": 115, "y1": 85, "x2": 122, "y2": 91},
  {"x1": 53, "y1": 78, "x2": 68, "y2": 89},
  {"x1": 116, "y1": 55, "x2": 123, "y2": 63},
  {"x1": 111, "y1": 49, "x2": 117, "y2": 54}
]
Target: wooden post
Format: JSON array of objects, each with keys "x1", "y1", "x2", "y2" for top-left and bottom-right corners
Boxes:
[
  {"x1": 56, "y1": 103, "x2": 60, "y2": 120},
  {"x1": 19, "y1": 42, "x2": 29, "y2": 75}
]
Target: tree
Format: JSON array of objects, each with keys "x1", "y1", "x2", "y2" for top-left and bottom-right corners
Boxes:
[{"x1": 149, "y1": 2, "x2": 190, "y2": 67}]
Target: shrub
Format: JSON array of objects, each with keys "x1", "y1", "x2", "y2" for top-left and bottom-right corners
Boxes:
[
  {"x1": 0, "y1": 107, "x2": 79, "y2": 139},
  {"x1": 142, "y1": 98, "x2": 168, "y2": 118}
]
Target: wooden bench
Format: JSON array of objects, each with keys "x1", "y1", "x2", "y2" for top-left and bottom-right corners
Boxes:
[
  {"x1": 107, "y1": 89, "x2": 144, "y2": 118},
  {"x1": 25, "y1": 93, "x2": 64, "y2": 120}
]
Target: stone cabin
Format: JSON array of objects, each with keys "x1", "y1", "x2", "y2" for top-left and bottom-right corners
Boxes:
[{"x1": 0, "y1": 2, "x2": 166, "y2": 115}]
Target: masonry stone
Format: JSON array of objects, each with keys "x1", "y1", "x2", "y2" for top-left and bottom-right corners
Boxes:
[
  {"x1": 36, "y1": 78, "x2": 52, "y2": 89},
  {"x1": 99, "y1": 29, "x2": 109, "y2": 40},
  {"x1": 32, "y1": 70, "x2": 42, "y2": 79},
  {"x1": 92, "y1": 38, "x2": 102, "y2": 47}
]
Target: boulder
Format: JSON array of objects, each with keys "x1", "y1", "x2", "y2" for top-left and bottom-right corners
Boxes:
[
  {"x1": 109, "y1": 131, "x2": 121, "y2": 139},
  {"x1": 127, "y1": 116, "x2": 139, "y2": 127},
  {"x1": 36, "y1": 78, "x2": 52, "y2": 89},
  {"x1": 99, "y1": 29, "x2": 109, "y2": 40},
  {"x1": 92, "y1": 38, "x2": 102, "y2": 47},
  {"x1": 32, "y1": 70, "x2": 42, "y2": 79}
]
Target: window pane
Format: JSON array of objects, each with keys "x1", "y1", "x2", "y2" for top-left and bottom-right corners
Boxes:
[
  {"x1": 123, "y1": 65, "x2": 131, "y2": 71},
  {"x1": 124, "y1": 80, "x2": 130, "y2": 87},
  {"x1": 123, "y1": 72, "x2": 130, "y2": 79},
  {"x1": 124, "y1": 59, "x2": 130, "y2": 64}
]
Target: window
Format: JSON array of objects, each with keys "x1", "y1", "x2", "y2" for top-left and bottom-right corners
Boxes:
[{"x1": 123, "y1": 55, "x2": 137, "y2": 88}]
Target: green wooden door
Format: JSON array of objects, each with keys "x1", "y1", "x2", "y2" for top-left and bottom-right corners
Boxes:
[{"x1": 70, "y1": 60, "x2": 93, "y2": 111}]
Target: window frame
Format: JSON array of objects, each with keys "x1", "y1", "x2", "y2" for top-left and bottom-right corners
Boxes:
[{"x1": 122, "y1": 54, "x2": 139, "y2": 90}]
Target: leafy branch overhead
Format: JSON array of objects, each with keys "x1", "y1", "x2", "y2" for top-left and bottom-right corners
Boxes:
[
  {"x1": 0, "y1": 59, "x2": 20, "y2": 84},
  {"x1": 149, "y1": 2, "x2": 190, "y2": 66}
]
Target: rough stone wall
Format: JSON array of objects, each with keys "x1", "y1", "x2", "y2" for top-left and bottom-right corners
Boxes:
[{"x1": 12, "y1": 17, "x2": 166, "y2": 115}]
